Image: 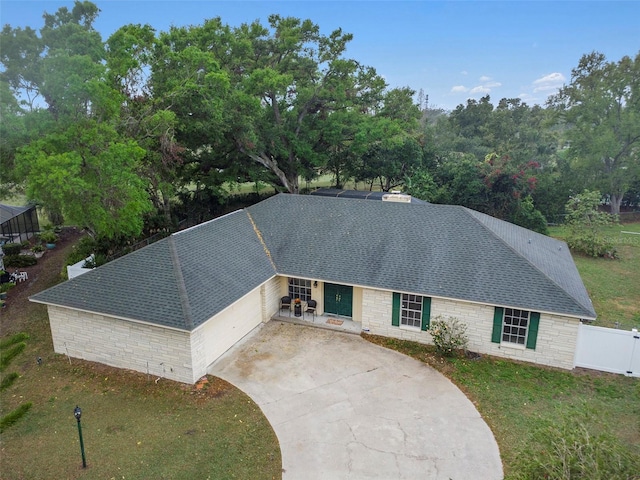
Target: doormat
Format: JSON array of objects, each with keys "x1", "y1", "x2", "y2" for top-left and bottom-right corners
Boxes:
[{"x1": 327, "y1": 318, "x2": 344, "y2": 326}]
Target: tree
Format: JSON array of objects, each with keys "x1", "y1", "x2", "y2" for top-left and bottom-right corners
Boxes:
[
  {"x1": 2, "y1": 1, "x2": 153, "y2": 237},
  {"x1": 17, "y1": 121, "x2": 152, "y2": 238},
  {"x1": 565, "y1": 190, "x2": 618, "y2": 258},
  {"x1": 220, "y1": 15, "x2": 387, "y2": 193},
  {"x1": 549, "y1": 51, "x2": 640, "y2": 215}
]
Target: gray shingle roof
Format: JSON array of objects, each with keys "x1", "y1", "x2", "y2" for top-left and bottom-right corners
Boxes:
[
  {"x1": 31, "y1": 211, "x2": 277, "y2": 330},
  {"x1": 31, "y1": 193, "x2": 596, "y2": 329},
  {"x1": 248, "y1": 194, "x2": 596, "y2": 319}
]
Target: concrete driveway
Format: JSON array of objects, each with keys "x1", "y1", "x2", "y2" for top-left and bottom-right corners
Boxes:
[{"x1": 209, "y1": 321, "x2": 503, "y2": 479}]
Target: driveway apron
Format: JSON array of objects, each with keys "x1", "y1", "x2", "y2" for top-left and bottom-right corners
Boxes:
[{"x1": 209, "y1": 321, "x2": 503, "y2": 479}]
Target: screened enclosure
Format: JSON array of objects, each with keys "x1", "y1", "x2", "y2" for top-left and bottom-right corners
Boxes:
[{"x1": 0, "y1": 204, "x2": 40, "y2": 244}]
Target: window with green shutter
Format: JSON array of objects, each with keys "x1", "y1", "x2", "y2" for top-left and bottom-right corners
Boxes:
[
  {"x1": 492, "y1": 307, "x2": 540, "y2": 349},
  {"x1": 392, "y1": 293, "x2": 431, "y2": 330}
]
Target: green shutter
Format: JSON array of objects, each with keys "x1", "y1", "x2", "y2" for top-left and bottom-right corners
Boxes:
[
  {"x1": 421, "y1": 297, "x2": 431, "y2": 331},
  {"x1": 392, "y1": 293, "x2": 400, "y2": 326},
  {"x1": 491, "y1": 307, "x2": 504, "y2": 343},
  {"x1": 526, "y1": 312, "x2": 540, "y2": 350}
]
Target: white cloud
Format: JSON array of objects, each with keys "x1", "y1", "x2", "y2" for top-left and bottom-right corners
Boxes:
[
  {"x1": 479, "y1": 75, "x2": 492, "y2": 82},
  {"x1": 484, "y1": 81, "x2": 502, "y2": 88},
  {"x1": 532, "y1": 72, "x2": 566, "y2": 93},
  {"x1": 460, "y1": 70, "x2": 468, "y2": 76},
  {"x1": 451, "y1": 85, "x2": 468, "y2": 93},
  {"x1": 470, "y1": 85, "x2": 491, "y2": 94}
]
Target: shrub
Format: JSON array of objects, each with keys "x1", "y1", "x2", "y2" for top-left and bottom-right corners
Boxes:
[
  {"x1": 514, "y1": 418, "x2": 640, "y2": 479},
  {"x1": 39, "y1": 230, "x2": 58, "y2": 244},
  {"x1": 0, "y1": 282, "x2": 15, "y2": 293},
  {"x1": 429, "y1": 316, "x2": 469, "y2": 356},
  {"x1": 31, "y1": 244, "x2": 44, "y2": 253},
  {"x1": 0, "y1": 372, "x2": 19, "y2": 391},
  {"x1": 0, "y1": 342, "x2": 26, "y2": 371},
  {"x1": 65, "y1": 235, "x2": 96, "y2": 266},
  {"x1": 565, "y1": 190, "x2": 618, "y2": 258},
  {"x1": 1, "y1": 243, "x2": 21, "y2": 256},
  {"x1": 0, "y1": 332, "x2": 29, "y2": 349},
  {"x1": 3, "y1": 255, "x2": 37, "y2": 268},
  {"x1": 0, "y1": 402, "x2": 32, "y2": 433}
]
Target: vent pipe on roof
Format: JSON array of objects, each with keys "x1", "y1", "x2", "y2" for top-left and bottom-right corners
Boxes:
[{"x1": 382, "y1": 192, "x2": 412, "y2": 203}]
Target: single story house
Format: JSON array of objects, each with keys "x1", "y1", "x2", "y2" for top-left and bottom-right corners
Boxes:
[{"x1": 30, "y1": 193, "x2": 596, "y2": 384}]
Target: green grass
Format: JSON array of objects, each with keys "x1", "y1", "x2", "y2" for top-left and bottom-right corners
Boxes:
[
  {"x1": 548, "y1": 222, "x2": 640, "y2": 330},
  {"x1": 0, "y1": 236, "x2": 281, "y2": 480},
  {"x1": 364, "y1": 335, "x2": 640, "y2": 479}
]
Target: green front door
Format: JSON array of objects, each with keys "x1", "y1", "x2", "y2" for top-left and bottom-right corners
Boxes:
[{"x1": 324, "y1": 283, "x2": 353, "y2": 317}]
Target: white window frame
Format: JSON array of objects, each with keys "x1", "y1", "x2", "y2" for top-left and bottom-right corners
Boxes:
[
  {"x1": 501, "y1": 308, "x2": 530, "y2": 346},
  {"x1": 400, "y1": 293, "x2": 423, "y2": 329},
  {"x1": 288, "y1": 278, "x2": 312, "y2": 302}
]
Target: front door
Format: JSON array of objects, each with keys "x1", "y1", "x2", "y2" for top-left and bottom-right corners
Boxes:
[{"x1": 324, "y1": 283, "x2": 353, "y2": 317}]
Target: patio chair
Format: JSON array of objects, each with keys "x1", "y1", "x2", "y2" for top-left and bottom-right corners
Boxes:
[
  {"x1": 304, "y1": 299, "x2": 317, "y2": 321},
  {"x1": 280, "y1": 296, "x2": 292, "y2": 316}
]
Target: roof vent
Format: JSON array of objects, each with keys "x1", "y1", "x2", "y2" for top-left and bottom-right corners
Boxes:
[{"x1": 382, "y1": 192, "x2": 412, "y2": 203}]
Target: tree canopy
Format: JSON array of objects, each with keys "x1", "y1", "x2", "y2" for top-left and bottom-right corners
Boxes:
[{"x1": 1, "y1": 2, "x2": 638, "y2": 244}]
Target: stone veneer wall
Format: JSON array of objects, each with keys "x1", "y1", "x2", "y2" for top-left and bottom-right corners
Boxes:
[
  {"x1": 360, "y1": 289, "x2": 580, "y2": 370},
  {"x1": 47, "y1": 305, "x2": 194, "y2": 383}
]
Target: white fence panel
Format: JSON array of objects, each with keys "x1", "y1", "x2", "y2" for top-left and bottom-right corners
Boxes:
[{"x1": 574, "y1": 324, "x2": 640, "y2": 377}]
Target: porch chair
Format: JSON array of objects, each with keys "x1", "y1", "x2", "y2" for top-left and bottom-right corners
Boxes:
[
  {"x1": 304, "y1": 299, "x2": 317, "y2": 321},
  {"x1": 280, "y1": 296, "x2": 292, "y2": 316}
]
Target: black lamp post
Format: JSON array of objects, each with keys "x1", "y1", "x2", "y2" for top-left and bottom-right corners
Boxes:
[{"x1": 73, "y1": 405, "x2": 87, "y2": 468}]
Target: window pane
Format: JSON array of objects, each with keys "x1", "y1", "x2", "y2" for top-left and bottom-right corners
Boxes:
[{"x1": 501, "y1": 309, "x2": 530, "y2": 345}]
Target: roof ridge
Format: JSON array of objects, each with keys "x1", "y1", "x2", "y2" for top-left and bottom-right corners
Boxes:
[
  {"x1": 168, "y1": 235, "x2": 194, "y2": 329},
  {"x1": 462, "y1": 207, "x2": 594, "y2": 318},
  {"x1": 245, "y1": 209, "x2": 277, "y2": 271}
]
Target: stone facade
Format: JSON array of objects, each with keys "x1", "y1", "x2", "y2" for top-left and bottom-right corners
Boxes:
[
  {"x1": 47, "y1": 305, "x2": 193, "y2": 383},
  {"x1": 47, "y1": 279, "x2": 582, "y2": 385},
  {"x1": 361, "y1": 289, "x2": 580, "y2": 370}
]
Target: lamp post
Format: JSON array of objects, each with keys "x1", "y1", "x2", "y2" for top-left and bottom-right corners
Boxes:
[{"x1": 73, "y1": 406, "x2": 87, "y2": 468}]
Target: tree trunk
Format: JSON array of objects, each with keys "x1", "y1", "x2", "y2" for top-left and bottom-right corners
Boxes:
[{"x1": 610, "y1": 193, "x2": 623, "y2": 215}]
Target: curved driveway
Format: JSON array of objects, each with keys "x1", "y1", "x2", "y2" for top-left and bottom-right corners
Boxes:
[{"x1": 209, "y1": 321, "x2": 503, "y2": 479}]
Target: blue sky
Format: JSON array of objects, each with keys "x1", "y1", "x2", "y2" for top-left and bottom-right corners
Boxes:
[{"x1": 1, "y1": 1, "x2": 638, "y2": 110}]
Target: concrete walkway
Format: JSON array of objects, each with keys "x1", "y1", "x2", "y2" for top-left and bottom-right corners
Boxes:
[{"x1": 209, "y1": 321, "x2": 503, "y2": 479}]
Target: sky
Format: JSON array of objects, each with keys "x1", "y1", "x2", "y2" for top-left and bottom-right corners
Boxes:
[{"x1": 1, "y1": 0, "x2": 638, "y2": 111}]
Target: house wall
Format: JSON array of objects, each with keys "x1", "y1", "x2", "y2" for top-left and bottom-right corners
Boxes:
[
  {"x1": 47, "y1": 305, "x2": 194, "y2": 383},
  {"x1": 278, "y1": 276, "x2": 325, "y2": 314},
  {"x1": 360, "y1": 289, "x2": 580, "y2": 370},
  {"x1": 261, "y1": 276, "x2": 281, "y2": 321},
  {"x1": 191, "y1": 285, "x2": 265, "y2": 381}
]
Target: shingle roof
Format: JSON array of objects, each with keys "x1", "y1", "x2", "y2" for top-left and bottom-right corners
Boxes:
[
  {"x1": 248, "y1": 194, "x2": 596, "y2": 319},
  {"x1": 31, "y1": 193, "x2": 596, "y2": 329},
  {"x1": 31, "y1": 211, "x2": 277, "y2": 330}
]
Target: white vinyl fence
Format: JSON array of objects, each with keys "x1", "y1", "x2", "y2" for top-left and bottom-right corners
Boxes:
[{"x1": 574, "y1": 323, "x2": 640, "y2": 377}]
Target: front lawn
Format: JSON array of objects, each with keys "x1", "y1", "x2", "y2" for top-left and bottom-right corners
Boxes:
[
  {"x1": 0, "y1": 232, "x2": 281, "y2": 480},
  {"x1": 364, "y1": 335, "x2": 640, "y2": 479},
  {"x1": 548, "y1": 222, "x2": 640, "y2": 330}
]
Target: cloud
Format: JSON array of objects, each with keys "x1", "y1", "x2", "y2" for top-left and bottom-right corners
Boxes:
[
  {"x1": 479, "y1": 75, "x2": 492, "y2": 82},
  {"x1": 460, "y1": 70, "x2": 468, "y2": 76},
  {"x1": 484, "y1": 81, "x2": 502, "y2": 88},
  {"x1": 470, "y1": 85, "x2": 491, "y2": 94},
  {"x1": 451, "y1": 85, "x2": 468, "y2": 93},
  {"x1": 533, "y1": 72, "x2": 566, "y2": 93}
]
